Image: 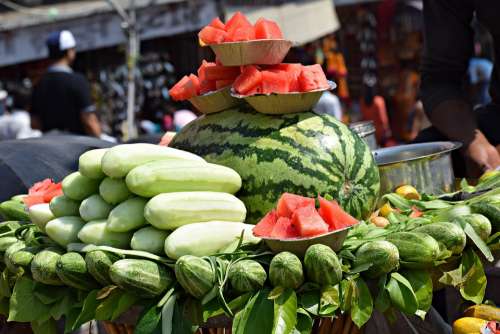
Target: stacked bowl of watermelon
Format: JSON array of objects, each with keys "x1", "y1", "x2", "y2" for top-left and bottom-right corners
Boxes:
[{"x1": 169, "y1": 11, "x2": 334, "y2": 115}]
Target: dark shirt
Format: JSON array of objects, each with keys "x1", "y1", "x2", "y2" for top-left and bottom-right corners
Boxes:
[
  {"x1": 31, "y1": 66, "x2": 94, "y2": 135},
  {"x1": 421, "y1": 1, "x2": 500, "y2": 109}
]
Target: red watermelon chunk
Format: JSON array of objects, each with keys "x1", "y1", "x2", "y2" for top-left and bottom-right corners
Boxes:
[
  {"x1": 292, "y1": 205, "x2": 329, "y2": 237},
  {"x1": 225, "y1": 11, "x2": 252, "y2": 34},
  {"x1": 299, "y1": 64, "x2": 329, "y2": 92},
  {"x1": 200, "y1": 80, "x2": 216, "y2": 95},
  {"x1": 205, "y1": 65, "x2": 241, "y2": 81},
  {"x1": 198, "y1": 26, "x2": 227, "y2": 45},
  {"x1": 226, "y1": 26, "x2": 256, "y2": 42},
  {"x1": 244, "y1": 84, "x2": 262, "y2": 96},
  {"x1": 24, "y1": 179, "x2": 63, "y2": 207},
  {"x1": 253, "y1": 210, "x2": 278, "y2": 237},
  {"x1": 254, "y1": 18, "x2": 283, "y2": 39},
  {"x1": 277, "y1": 193, "x2": 315, "y2": 218},
  {"x1": 261, "y1": 70, "x2": 290, "y2": 94},
  {"x1": 209, "y1": 17, "x2": 226, "y2": 30},
  {"x1": 233, "y1": 65, "x2": 262, "y2": 95},
  {"x1": 215, "y1": 79, "x2": 233, "y2": 90},
  {"x1": 271, "y1": 217, "x2": 299, "y2": 238},
  {"x1": 170, "y1": 75, "x2": 199, "y2": 101},
  {"x1": 198, "y1": 60, "x2": 216, "y2": 81},
  {"x1": 318, "y1": 196, "x2": 358, "y2": 231}
]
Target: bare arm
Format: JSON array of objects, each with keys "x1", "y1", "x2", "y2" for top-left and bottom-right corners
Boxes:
[{"x1": 80, "y1": 112, "x2": 101, "y2": 137}]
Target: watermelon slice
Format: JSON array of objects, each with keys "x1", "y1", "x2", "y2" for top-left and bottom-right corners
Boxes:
[
  {"x1": 291, "y1": 205, "x2": 329, "y2": 237},
  {"x1": 277, "y1": 193, "x2": 315, "y2": 218},
  {"x1": 170, "y1": 75, "x2": 199, "y2": 101},
  {"x1": 254, "y1": 18, "x2": 283, "y2": 39},
  {"x1": 198, "y1": 26, "x2": 227, "y2": 45},
  {"x1": 318, "y1": 196, "x2": 358, "y2": 231},
  {"x1": 188, "y1": 74, "x2": 200, "y2": 95},
  {"x1": 215, "y1": 79, "x2": 233, "y2": 90},
  {"x1": 244, "y1": 85, "x2": 262, "y2": 96},
  {"x1": 200, "y1": 80, "x2": 216, "y2": 95},
  {"x1": 225, "y1": 12, "x2": 252, "y2": 34},
  {"x1": 198, "y1": 60, "x2": 216, "y2": 81},
  {"x1": 253, "y1": 210, "x2": 278, "y2": 237},
  {"x1": 205, "y1": 65, "x2": 241, "y2": 81},
  {"x1": 261, "y1": 70, "x2": 290, "y2": 94},
  {"x1": 209, "y1": 17, "x2": 226, "y2": 30},
  {"x1": 270, "y1": 217, "x2": 299, "y2": 238},
  {"x1": 23, "y1": 179, "x2": 63, "y2": 207},
  {"x1": 233, "y1": 65, "x2": 262, "y2": 95},
  {"x1": 227, "y1": 26, "x2": 256, "y2": 42},
  {"x1": 299, "y1": 64, "x2": 329, "y2": 92}
]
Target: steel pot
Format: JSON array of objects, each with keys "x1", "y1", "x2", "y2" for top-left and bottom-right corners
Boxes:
[
  {"x1": 349, "y1": 121, "x2": 377, "y2": 150},
  {"x1": 373, "y1": 141, "x2": 462, "y2": 195}
]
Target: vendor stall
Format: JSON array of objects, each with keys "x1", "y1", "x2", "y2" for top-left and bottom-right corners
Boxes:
[{"x1": 0, "y1": 12, "x2": 499, "y2": 334}]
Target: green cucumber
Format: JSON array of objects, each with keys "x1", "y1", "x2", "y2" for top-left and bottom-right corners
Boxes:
[
  {"x1": 79, "y1": 194, "x2": 113, "y2": 222},
  {"x1": 31, "y1": 248, "x2": 64, "y2": 286},
  {"x1": 77, "y1": 220, "x2": 132, "y2": 248},
  {"x1": 56, "y1": 252, "x2": 99, "y2": 290},
  {"x1": 413, "y1": 222, "x2": 467, "y2": 255},
  {"x1": 62, "y1": 172, "x2": 100, "y2": 201},
  {"x1": 0, "y1": 237, "x2": 20, "y2": 253},
  {"x1": 130, "y1": 227, "x2": 169, "y2": 255},
  {"x1": 9, "y1": 246, "x2": 41, "y2": 272},
  {"x1": 4, "y1": 241, "x2": 26, "y2": 274},
  {"x1": 28, "y1": 203, "x2": 54, "y2": 231},
  {"x1": 50, "y1": 195, "x2": 80, "y2": 217},
  {"x1": 85, "y1": 250, "x2": 121, "y2": 286},
  {"x1": 106, "y1": 197, "x2": 147, "y2": 232},
  {"x1": 99, "y1": 177, "x2": 131, "y2": 205},
  {"x1": 109, "y1": 259, "x2": 173, "y2": 298},
  {"x1": 78, "y1": 148, "x2": 108, "y2": 180},
  {"x1": 471, "y1": 202, "x2": 500, "y2": 232},
  {"x1": 0, "y1": 200, "x2": 29, "y2": 221},
  {"x1": 386, "y1": 232, "x2": 440, "y2": 268},
  {"x1": 45, "y1": 217, "x2": 85, "y2": 247}
]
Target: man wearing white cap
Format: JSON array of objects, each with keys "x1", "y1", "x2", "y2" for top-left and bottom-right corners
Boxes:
[{"x1": 31, "y1": 30, "x2": 102, "y2": 137}]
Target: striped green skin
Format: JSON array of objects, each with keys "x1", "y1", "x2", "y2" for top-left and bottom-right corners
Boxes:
[
  {"x1": 304, "y1": 244, "x2": 342, "y2": 286},
  {"x1": 4, "y1": 241, "x2": 26, "y2": 274},
  {"x1": 228, "y1": 260, "x2": 267, "y2": 293},
  {"x1": 386, "y1": 232, "x2": 440, "y2": 269},
  {"x1": 109, "y1": 259, "x2": 173, "y2": 298},
  {"x1": 31, "y1": 248, "x2": 64, "y2": 286},
  {"x1": 85, "y1": 250, "x2": 121, "y2": 286},
  {"x1": 56, "y1": 252, "x2": 99, "y2": 290},
  {"x1": 269, "y1": 251, "x2": 304, "y2": 289},
  {"x1": 175, "y1": 255, "x2": 215, "y2": 299},
  {"x1": 354, "y1": 240, "x2": 399, "y2": 278},
  {"x1": 171, "y1": 107, "x2": 380, "y2": 223},
  {"x1": 413, "y1": 222, "x2": 466, "y2": 255}
]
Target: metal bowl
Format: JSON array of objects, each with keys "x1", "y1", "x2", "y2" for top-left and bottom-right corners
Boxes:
[
  {"x1": 349, "y1": 121, "x2": 377, "y2": 150},
  {"x1": 261, "y1": 223, "x2": 358, "y2": 257},
  {"x1": 373, "y1": 141, "x2": 462, "y2": 195}
]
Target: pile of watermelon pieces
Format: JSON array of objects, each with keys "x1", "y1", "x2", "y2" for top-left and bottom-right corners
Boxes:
[
  {"x1": 170, "y1": 62, "x2": 329, "y2": 101},
  {"x1": 253, "y1": 193, "x2": 358, "y2": 239},
  {"x1": 199, "y1": 12, "x2": 283, "y2": 45},
  {"x1": 22, "y1": 179, "x2": 63, "y2": 208}
]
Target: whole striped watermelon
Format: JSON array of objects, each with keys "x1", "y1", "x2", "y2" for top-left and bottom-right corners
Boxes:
[{"x1": 171, "y1": 107, "x2": 379, "y2": 223}]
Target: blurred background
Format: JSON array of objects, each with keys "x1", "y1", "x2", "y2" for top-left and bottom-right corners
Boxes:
[{"x1": 0, "y1": 0, "x2": 494, "y2": 145}]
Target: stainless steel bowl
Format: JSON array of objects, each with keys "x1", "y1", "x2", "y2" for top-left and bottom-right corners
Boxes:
[
  {"x1": 373, "y1": 141, "x2": 462, "y2": 195},
  {"x1": 349, "y1": 121, "x2": 377, "y2": 150}
]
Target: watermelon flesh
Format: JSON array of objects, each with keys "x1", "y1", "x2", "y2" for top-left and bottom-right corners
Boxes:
[
  {"x1": 318, "y1": 196, "x2": 358, "y2": 231},
  {"x1": 225, "y1": 12, "x2": 253, "y2": 35},
  {"x1": 253, "y1": 210, "x2": 278, "y2": 237},
  {"x1": 23, "y1": 179, "x2": 63, "y2": 207},
  {"x1": 271, "y1": 217, "x2": 299, "y2": 238},
  {"x1": 170, "y1": 75, "x2": 199, "y2": 101},
  {"x1": 209, "y1": 17, "x2": 226, "y2": 30},
  {"x1": 261, "y1": 71, "x2": 289, "y2": 94},
  {"x1": 205, "y1": 66, "x2": 241, "y2": 81},
  {"x1": 233, "y1": 65, "x2": 262, "y2": 95},
  {"x1": 226, "y1": 26, "x2": 256, "y2": 42},
  {"x1": 216, "y1": 79, "x2": 234, "y2": 90},
  {"x1": 292, "y1": 205, "x2": 329, "y2": 237},
  {"x1": 277, "y1": 193, "x2": 315, "y2": 218},
  {"x1": 299, "y1": 64, "x2": 329, "y2": 91},
  {"x1": 198, "y1": 26, "x2": 227, "y2": 45},
  {"x1": 254, "y1": 18, "x2": 283, "y2": 39}
]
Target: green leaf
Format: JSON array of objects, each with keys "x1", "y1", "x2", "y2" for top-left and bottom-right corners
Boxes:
[
  {"x1": 96, "y1": 285, "x2": 119, "y2": 300},
  {"x1": 401, "y1": 270, "x2": 433, "y2": 319},
  {"x1": 112, "y1": 292, "x2": 139, "y2": 321},
  {"x1": 460, "y1": 249, "x2": 486, "y2": 304},
  {"x1": 0, "y1": 297, "x2": 9, "y2": 316},
  {"x1": 232, "y1": 289, "x2": 274, "y2": 334},
  {"x1": 374, "y1": 275, "x2": 390, "y2": 313},
  {"x1": 319, "y1": 285, "x2": 340, "y2": 316},
  {"x1": 50, "y1": 291, "x2": 76, "y2": 321},
  {"x1": 298, "y1": 289, "x2": 319, "y2": 316},
  {"x1": 8, "y1": 277, "x2": 51, "y2": 322},
  {"x1": 293, "y1": 308, "x2": 314, "y2": 334},
  {"x1": 134, "y1": 303, "x2": 162, "y2": 334},
  {"x1": 33, "y1": 284, "x2": 68, "y2": 305},
  {"x1": 272, "y1": 288, "x2": 297, "y2": 334},
  {"x1": 63, "y1": 307, "x2": 81, "y2": 334},
  {"x1": 95, "y1": 289, "x2": 123, "y2": 321},
  {"x1": 31, "y1": 318, "x2": 57, "y2": 334},
  {"x1": 382, "y1": 194, "x2": 412, "y2": 210},
  {"x1": 340, "y1": 279, "x2": 355, "y2": 312},
  {"x1": 411, "y1": 199, "x2": 451, "y2": 210},
  {"x1": 269, "y1": 286, "x2": 285, "y2": 300},
  {"x1": 438, "y1": 266, "x2": 463, "y2": 287},
  {"x1": 202, "y1": 293, "x2": 250, "y2": 322},
  {"x1": 462, "y1": 223, "x2": 494, "y2": 261},
  {"x1": 0, "y1": 269, "x2": 11, "y2": 298},
  {"x1": 386, "y1": 273, "x2": 418, "y2": 315},
  {"x1": 351, "y1": 278, "x2": 373, "y2": 328},
  {"x1": 71, "y1": 289, "x2": 100, "y2": 331},
  {"x1": 161, "y1": 293, "x2": 177, "y2": 334}
]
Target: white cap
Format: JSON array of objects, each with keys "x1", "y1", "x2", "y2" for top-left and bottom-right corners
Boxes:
[
  {"x1": 0, "y1": 90, "x2": 7, "y2": 101},
  {"x1": 59, "y1": 30, "x2": 76, "y2": 50}
]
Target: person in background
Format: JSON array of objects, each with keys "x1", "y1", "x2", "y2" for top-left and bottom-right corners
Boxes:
[
  {"x1": 0, "y1": 87, "x2": 41, "y2": 140},
  {"x1": 313, "y1": 91, "x2": 343, "y2": 121},
  {"x1": 31, "y1": 30, "x2": 102, "y2": 137},
  {"x1": 360, "y1": 81, "x2": 391, "y2": 146},
  {"x1": 419, "y1": 1, "x2": 500, "y2": 176}
]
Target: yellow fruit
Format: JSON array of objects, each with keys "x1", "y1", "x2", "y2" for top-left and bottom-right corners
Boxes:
[
  {"x1": 395, "y1": 185, "x2": 421, "y2": 200},
  {"x1": 479, "y1": 170, "x2": 500, "y2": 183},
  {"x1": 379, "y1": 203, "x2": 395, "y2": 217},
  {"x1": 370, "y1": 216, "x2": 390, "y2": 228},
  {"x1": 464, "y1": 304, "x2": 500, "y2": 321},
  {"x1": 452, "y1": 317, "x2": 487, "y2": 334}
]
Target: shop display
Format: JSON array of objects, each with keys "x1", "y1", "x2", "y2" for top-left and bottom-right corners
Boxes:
[{"x1": 0, "y1": 14, "x2": 499, "y2": 334}]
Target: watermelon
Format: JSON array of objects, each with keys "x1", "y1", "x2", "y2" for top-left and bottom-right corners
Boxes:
[
  {"x1": 209, "y1": 17, "x2": 225, "y2": 30},
  {"x1": 198, "y1": 60, "x2": 216, "y2": 81},
  {"x1": 171, "y1": 107, "x2": 380, "y2": 223},
  {"x1": 216, "y1": 80, "x2": 233, "y2": 90},
  {"x1": 170, "y1": 75, "x2": 199, "y2": 101},
  {"x1": 198, "y1": 61, "x2": 217, "y2": 94},
  {"x1": 233, "y1": 66, "x2": 262, "y2": 95},
  {"x1": 205, "y1": 66, "x2": 240, "y2": 81},
  {"x1": 225, "y1": 12, "x2": 252, "y2": 34},
  {"x1": 277, "y1": 193, "x2": 315, "y2": 218},
  {"x1": 292, "y1": 205, "x2": 328, "y2": 237},
  {"x1": 23, "y1": 179, "x2": 63, "y2": 207},
  {"x1": 254, "y1": 18, "x2": 283, "y2": 39},
  {"x1": 253, "y1": 210, "x2": 277, "y2": 237},
  {"x1": 318, "y1": 196, "x2": 358, "y2": 231},
  {"x1": 299, "y1": 64, "x2": 329, "y2": 91},
  {"x1": 261, "y1": 71, "x2": 289, "y2": 94},
  {"x1": 271, "y1": 217, "x2": 298, "y2": 238},
  {"x1": 227, "y1": 26, "x2": 256, "y2": 42},
  {"x1": 245, "y1": 85, "x2": 263, "y2": 96},
  {"x1": 199, "y1": 26, "x2": 227, "y2": 45}
]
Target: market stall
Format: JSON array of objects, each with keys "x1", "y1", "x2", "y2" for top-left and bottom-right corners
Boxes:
[{"x1": 0, "y1": 12, "x2": 499, "y2": 334}]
